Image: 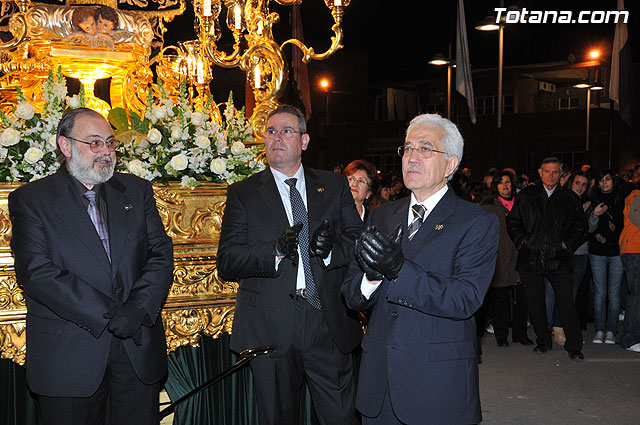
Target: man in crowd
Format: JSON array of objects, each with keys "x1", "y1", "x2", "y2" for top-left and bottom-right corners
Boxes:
[
  {"x1": 217, "y1": 105, "x2": 363, "y2": 425},
  {"x1": 9, "y1": 108, "x2": 174, "y2": 424},
  {"x1": 342, "y1": 113, "x2": 499, "y2": 424},
  {"x1": 506, "y1": 157, "x2": 586, "y2": 360}
]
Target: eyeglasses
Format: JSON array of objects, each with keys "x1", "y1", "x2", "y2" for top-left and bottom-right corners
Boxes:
[
  {"x1": 65, "y1": 136, "x2": 116, "y2": 153},
  {"x1": 348, "y1": 176, "x2": 370, "y2": 186},
  {"x1": 397, "y1": 145, "x2": 446, "y2": 158},
  {"x1": 265, "y1": 128, "x2": 302, "y2": 139}
]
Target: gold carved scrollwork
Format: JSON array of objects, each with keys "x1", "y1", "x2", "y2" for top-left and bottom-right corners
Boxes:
[
  {"x1": 0, "y1": 276, "x2": 27, "y2": 365},
  {"x1": 162, "y1": 307, "x2": 235, "y2": 351},
  {"x1": 170, "y1": 259, "x2": 237, "y2": 297}
]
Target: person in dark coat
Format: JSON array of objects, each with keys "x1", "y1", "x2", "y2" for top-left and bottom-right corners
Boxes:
[
  {"x1": 506, "y1": 157, "x2": 587, "y2": 360},
  {"x1": 481, "y1": 171, "x2": 532, "y2": 347}
]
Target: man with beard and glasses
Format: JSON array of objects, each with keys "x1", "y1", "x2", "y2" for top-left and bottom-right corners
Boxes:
[
  {"x1": 8, "y1": 108, "x2": 173, "y2": 425},
  {"x1": 341, "y1": 113, "x2": 499, "y2": 425}
]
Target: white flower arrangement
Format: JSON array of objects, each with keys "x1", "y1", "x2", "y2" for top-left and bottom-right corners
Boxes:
[
  {"x1": 0, "y1": 67, "x2": 84, "y2": 182},
  {"x1": 109, "y1": 79, "x2": 265, "y2": 189}
]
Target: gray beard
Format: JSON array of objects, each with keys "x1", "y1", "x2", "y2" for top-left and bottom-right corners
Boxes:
[{"x1": 67, "y1": 142, "x2": 115, "y2": 186}]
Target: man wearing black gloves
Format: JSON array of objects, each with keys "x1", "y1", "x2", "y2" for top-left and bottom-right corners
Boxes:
[
  {"x1": 9, "y1": 108, "x2": 174, "y2": 425},
  {"x1": 342, "y1": 113, "x2": 499, "y2": 425},
  {"x1": 218, "y1": 105, "x2": 363, "y2": 425}
]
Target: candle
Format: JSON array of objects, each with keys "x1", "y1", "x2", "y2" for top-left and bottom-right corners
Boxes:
[
  {"x1": 197, "y1": 60, "x2": 204, "y2": 85},
  {"x1": 203, "y1": 0, "x2": 211, "y2": 16},
  {"x1": 254, "y1": 66, "x2": 260, "y2": 89},
  {"x1": 257, "y1": 20, "x2": 263, "y2": 35},
  {"x1": 234, "y1": 4, "x2": 242, "y2": 29},
  {"x1": 334, "y1": 0, "x2": 342, "y2": 6}
]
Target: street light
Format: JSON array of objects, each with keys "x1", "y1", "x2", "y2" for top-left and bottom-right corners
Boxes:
[
  {"x1": 573, "y1": 80, "x2": 604, "y2": 152},
  {"x1": 428, "y1": 47, "x2": 453, "y2": 119},
  {"x1": 320, "y1": 78, "x2": 330, "y2": 124}
]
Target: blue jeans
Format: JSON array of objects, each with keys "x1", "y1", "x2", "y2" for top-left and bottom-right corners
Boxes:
[
  {"x1": 620, "y1": 254, "x2": 640, "y2": 348},
  {"x1": 590, "y1": 254, "x2": 624, "y2": 334}
]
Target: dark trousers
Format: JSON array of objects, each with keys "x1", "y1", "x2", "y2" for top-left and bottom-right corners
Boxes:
[
  {"x1": 490, "y1": 285, "x2": 529, "y2": 343},
  {"x1": 250, "y1": 298, "x2": 358, "y2": 425},
  {"x1": 520, "y1": 271, "x2": 583, "y2": 352},
  {"x1": 38, "y1": 338, "x2": 160, "y2": 425},
  {"x1": 620, "y1": 254, "x2": 640, "y2": 348}
]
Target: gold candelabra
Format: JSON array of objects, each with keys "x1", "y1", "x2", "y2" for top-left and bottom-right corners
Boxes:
[{"x1": 0, "y1": 0, "x2": 350, "y2": 137}]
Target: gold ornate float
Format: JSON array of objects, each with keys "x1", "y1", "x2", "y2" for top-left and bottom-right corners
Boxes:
[{"x1": 0, "y1": 0, "x2": 351, "y2": 365}]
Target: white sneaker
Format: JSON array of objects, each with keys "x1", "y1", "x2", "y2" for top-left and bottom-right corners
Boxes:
[
  {"x1": 605, "y1": 331, "x2": 616, "y2": 344},
  {"x1": 626, "y1": 343, "x2": 640, "y2": 352},
  {"x1": 593, "y1": 330, "x2": 605, "y2": 344}
]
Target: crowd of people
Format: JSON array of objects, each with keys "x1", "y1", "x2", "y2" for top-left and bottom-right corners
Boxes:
[
  {"x1": 339, "y1": 155, "x2": 640, "y2": 362},
  {"x1": 10, "y1": 103, "x2": 640, "y2": 424}
]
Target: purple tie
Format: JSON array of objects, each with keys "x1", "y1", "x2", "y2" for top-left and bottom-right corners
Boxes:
[{"x1": 84, "y1": 190, "x2": 111, "y2": 262}]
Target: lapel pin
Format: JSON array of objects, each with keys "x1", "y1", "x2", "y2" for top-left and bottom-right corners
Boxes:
[
  {"x1": 317, "y1": 187, "x2": 324, "y2": 193},
  {"x1": 124, "y1": 204, "x2": 133, "y2": 211},
  {"x1": 435, "y1": 224, "x2": 444, "y2": 230}
]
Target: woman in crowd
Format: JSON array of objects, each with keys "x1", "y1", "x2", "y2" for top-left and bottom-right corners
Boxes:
[
  {"x1": 343, "y1": 159, "x2": 378, "y2": 221},
  {"x1": 480, "y1": 171, "x2": 531, "y2": 346},
  {"x1": 589, "y1": 170, "x2": 625, "y2": 344}
]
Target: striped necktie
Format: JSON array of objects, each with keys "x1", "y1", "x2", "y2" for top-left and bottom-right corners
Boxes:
[
  {"x1": 408, "y1": 204, "x2": 426, "y2": 241},
  {"x1": 84, "y1": 190, "x2": 111, "y2": 261}
]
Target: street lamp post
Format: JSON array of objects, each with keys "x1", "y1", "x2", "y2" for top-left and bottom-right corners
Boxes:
[
  {"x1": 476, "y1": 2, "x2": 507, "y2": 169},
  {"x1": 428, "y1": 44, "x2": 453, "y2": 119},
  {"x1": 573, "y1": 81, "x2": 603, "y2": 156}
]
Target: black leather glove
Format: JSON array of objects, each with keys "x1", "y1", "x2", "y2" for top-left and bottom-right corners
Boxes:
[
  {"x1": 104, "y1": 302, "x2": 148, "y2": 345},
  {"x1": 355, "y1": 238, "x2": 384, "y2": 281},
  {"x1": 274, "y1": 222, "x2": 304, "y2": 260},
  {"x1": 310, "y1": 219, "x2": 335, "y2": 259},
  {"x1": 359, "y1": 224, "x2": 404, "y2": 280}
]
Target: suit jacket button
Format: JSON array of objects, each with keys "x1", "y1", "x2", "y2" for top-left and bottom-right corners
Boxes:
[
  {"x1": 288, "y1": 293, "x2": 294, "y2": 299},
  {"x1": 391, "y1": 312, "x2": 398, "y2": 318}
]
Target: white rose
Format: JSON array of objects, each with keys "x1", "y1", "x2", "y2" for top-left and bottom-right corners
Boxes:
[
  {"x1": 0, "y1": 128, "x2": 20, "y2": 146},
  {"x1": 147, "y1": 128, "x2": 162, "y2": 144},
  {"x1": 127, "y1": 159, "x2": 145, "y2": 176},
  {"x1": 195, "y1": 135, "x2": 210, "y2": 149},
  {"x1": 66, "y1": 95, "x2": 80, "y2": 109},
  {"x1": 210, "y1": 157, "x2": 227, "y2": 175},
  {"x1": 15, "y1": 102, "x2": 35, "y2": 120},
  {"x1": 170, "y1": 126, "x2": 183, "y2": 140},
  {"x1": 169, "y1": 153, "x2": 189, "y2": 171},
  {"x1": 24, "y1": 147, "x2": 43, "y2": 164},
  {"x1": 152, "y1": 106, "x2": 167, "y2": 120},
  {"x1": 230, "y1": 141, "x2": 245, "y2": 155},
  {"x1": 191, "y1": 112, "x2": 205, "y2": 126}
]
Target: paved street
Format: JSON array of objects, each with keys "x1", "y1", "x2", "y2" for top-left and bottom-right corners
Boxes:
[{"x1": 478, "y1": 324, "x2": 640, "y2": 425}]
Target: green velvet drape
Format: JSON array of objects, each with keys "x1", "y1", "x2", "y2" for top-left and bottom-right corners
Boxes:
[
  {"x1": 165, "y1": 333, "x2": 318, "y2": 425},
  {"x1": 0, "y1": 359, "x2": 40, "y2": 425},
  {"x1": 0, "y1": 333, "x2": 318, "y2": 424}
]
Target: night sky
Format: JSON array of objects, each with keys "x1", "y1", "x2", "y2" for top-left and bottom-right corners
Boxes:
[{"x1": 164, "y1": 1, "x2": 639, "y2": 95}]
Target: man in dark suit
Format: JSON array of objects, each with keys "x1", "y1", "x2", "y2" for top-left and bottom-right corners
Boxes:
[
  {"x1": 342, "y1": 114, "x2": 499, "y2": 425},
  {"x1": 217, "y1": 105, "x2": 363, "y2": 425},
  {"x1": 9, "y1": 108, "x2": 174, "y2": 425}
]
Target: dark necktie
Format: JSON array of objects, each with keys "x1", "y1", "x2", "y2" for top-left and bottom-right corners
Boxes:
[
  {"x1": 285, "y1": 178, "x2": 321, "y2": 309},
  {"x1": 408, "y1": 204, "x2": 426, "y2": 241},
  {"x1": 84, "y1": 190, "x2": 111, "y2": 261}
]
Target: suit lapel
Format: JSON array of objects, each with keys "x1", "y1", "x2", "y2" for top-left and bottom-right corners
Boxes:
[
  {"x1": 257, "y1": 169, "x2": 290, "y2": 231},
  {"x1": 408, "y1": 188, "x2": 456, "y2": 250},
  {"x1": 304, "y1": 167, "x2": 325, "y2": 233},
  {"x1": 105, "y1": 176, "x2": 130, "y2": 276},
  {"x1": 53, "y1": 168, "x2": 111, "y2": 274}
]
